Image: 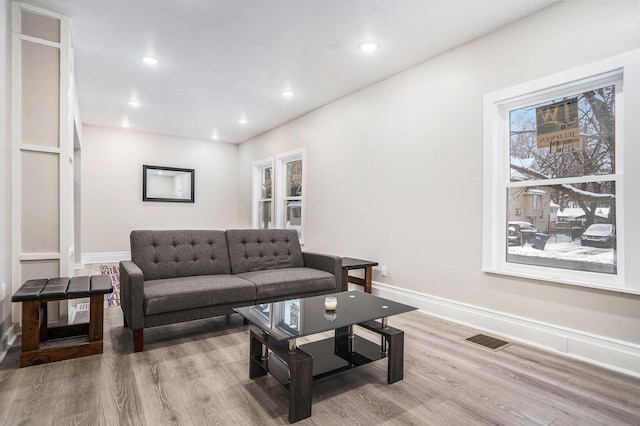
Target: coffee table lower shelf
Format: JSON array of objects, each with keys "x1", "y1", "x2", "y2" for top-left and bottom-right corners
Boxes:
[
  {"x1": 255, "y1": 334, "x2": 386, "y2": 386},
  {"x1": 248, "y1": 320, "x2": 405, "y2": 423}
]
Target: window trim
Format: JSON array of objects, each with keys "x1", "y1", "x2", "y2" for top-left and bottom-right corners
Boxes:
[
  {"x1": 275, "y1": 147, "x2": 306, "y2": 244},
  {"x1": 251, "y1": 157, "x2": 274, "y2": 230},
  {"x1": 482, "y1": 51, "x2": 640, "y2": 293},
  {"x1": 251, "y1": 148, "x2": 306, "y2": 243}
]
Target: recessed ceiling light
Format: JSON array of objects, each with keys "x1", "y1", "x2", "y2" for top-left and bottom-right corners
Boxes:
[
  {"x1": 211, "y1": 133, "x2": 219, "y2": 140},
  {"x1": 281, "y1": 90, "x2": 294, "y2": 98},
  {"x1": 121, "y1": 121, "x2": 130, "y2": 128},
  {"x1": 141, "y1": 56, "x2": 159, "y2": 65},
  {"x1": 127, "y1": 99, "x2": 141, "y2": 107},
  {"x1": 359, "y1": 41, "x2": 379, "y2": 53},
  {"x1": 238, "y1": 118, "x2": 248, "y2": 125}
]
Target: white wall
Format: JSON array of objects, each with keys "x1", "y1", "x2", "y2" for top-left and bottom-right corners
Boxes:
[
  {"x1": 81, "y1": 125, "x2": 239, "y2": 260},
  {"x1": 238, "y1": 0, "x2": 640, "y2": 363},
  {"x1": 0, "y1": 0, "x2": 11, "y2": 358}
]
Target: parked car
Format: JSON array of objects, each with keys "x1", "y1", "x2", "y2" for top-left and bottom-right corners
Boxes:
[
  {"x1": 580, "y1": 223, "x2": 616, "y2": 248},
  {"x1": 507, "y1": 225, "x2": 521, "y2": 246},
  {"x1": 508, "y1": 221, "x2": 539, "y2": 246}
]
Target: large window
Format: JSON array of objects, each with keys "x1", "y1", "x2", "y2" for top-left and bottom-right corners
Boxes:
[
  {"x1": 252, "y1": 158, "x2": 274, "y2": 230},
  {"x1": 482, "y1": 53, "x2": 640, "y2": 290},
  {"x1": 252, "y1": 148, "x2": 306, "y2": 242},
  {"x1": 276, "y1": 149, "x2": 305, "y2": 242},
  {"x1": 507, "y1": 82, "x2": 619, "y2": 275}
]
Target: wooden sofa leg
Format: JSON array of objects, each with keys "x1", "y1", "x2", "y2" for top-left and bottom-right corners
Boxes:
[{"x1": 133, "y1": 329, "x2": 144, "y2": 352}]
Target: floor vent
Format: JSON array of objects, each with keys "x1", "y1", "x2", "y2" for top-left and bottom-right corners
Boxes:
[{"x1": 465, "y1": 334, "x2": 510, "y2": 351}]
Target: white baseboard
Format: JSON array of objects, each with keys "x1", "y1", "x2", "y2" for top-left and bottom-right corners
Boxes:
[
  {"x1": 371, "y1": 281, "x2": 640, "y2": 379},
  {"x1": 0, "y1": 323, "x2": 17, "y2": 365},
  {"x1": 81, "y1": 251, "x2": 130, "y2": 265}
]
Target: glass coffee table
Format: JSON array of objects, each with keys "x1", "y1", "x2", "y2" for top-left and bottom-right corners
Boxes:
[{"x1": 234, "y1": 291, "x2": 417, "y2": 423}]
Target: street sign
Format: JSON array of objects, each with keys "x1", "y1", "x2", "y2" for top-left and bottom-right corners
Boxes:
[{"x1": 536, "y1": 97, "x2": 580, "y2": 148}]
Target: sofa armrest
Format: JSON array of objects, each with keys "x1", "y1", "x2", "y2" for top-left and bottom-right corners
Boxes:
[
  {"x1": 302, "y1": 252, "x2": 342, "y2": 290},
  {"x1": 119, "y1": 260, "x2": 145, "y2": 330}
]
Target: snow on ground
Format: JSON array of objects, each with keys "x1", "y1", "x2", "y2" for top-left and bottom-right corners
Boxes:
[{"x1": 508, "y1": 234, "x2": 614, "y2": 264}]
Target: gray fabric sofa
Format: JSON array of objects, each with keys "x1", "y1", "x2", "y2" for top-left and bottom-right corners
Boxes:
[{"x1": 119, "y1": 229, "x2": 341, "y2": 352}]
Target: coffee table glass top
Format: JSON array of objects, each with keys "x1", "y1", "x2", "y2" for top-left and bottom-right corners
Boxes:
[{"x1": 234, "y1": 291, "x2": 416, "y2": 341}]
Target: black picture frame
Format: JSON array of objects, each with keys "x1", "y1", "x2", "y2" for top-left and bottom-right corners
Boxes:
[{"x1": 142, "y1": 165, "x2": 195, "y2": 203}]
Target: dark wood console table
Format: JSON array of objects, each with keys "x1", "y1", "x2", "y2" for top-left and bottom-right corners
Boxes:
[
  {"x1": 11, "y1": 275, "x2": 113, "y2": 367},
  {"x1": 341, "y1": 257, "x2": 378, "y2": 293}
]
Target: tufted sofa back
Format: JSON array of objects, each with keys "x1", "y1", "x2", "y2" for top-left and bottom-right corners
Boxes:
[
  {"x1": 130, "y1": 230, "x2": 231, "y2": 281},
  {"x1": 225, "y1": 229, "x2": 303, "y2": 274}
]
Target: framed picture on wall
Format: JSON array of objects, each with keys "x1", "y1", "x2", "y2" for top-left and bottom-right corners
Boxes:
[{"x1": 142, "y1": 165, "x2": 195, "y2": 203}]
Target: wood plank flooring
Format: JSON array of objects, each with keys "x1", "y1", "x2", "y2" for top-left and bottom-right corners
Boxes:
[{"x1": 1, "y1": 304, "x2": 639, "y2": 425}]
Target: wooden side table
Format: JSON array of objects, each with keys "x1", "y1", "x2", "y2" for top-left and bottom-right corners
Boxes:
[
  {"x1": 11, "y1": 275, "x2": 113, "y2": 367},
  {"x1": 341, "y1": 257, "x2": 378, "y2": 293}
]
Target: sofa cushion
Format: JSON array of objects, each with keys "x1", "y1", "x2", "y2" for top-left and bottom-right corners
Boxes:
[
  {"x1": 131, "y1": 230, "x2": 231, "y2": 281},
  {"x1": 226, "y1": 229, "x2": 304, "y2": 274},
  {"x1": 143, "y1": 275, "x2": 255, "y2": 315},
  {"x1": 238, "y1": 267, "x2": 335, "y2": 300}
]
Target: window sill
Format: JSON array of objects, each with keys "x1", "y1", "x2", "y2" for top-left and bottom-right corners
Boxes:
[{"x1": 482, "y1": 267, "x2": 640, "y2": 296}]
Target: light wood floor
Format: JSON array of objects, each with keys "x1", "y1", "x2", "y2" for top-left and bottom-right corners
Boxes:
[{"x1": 1, "y1": 301, "x2": 639, "y2": 425}]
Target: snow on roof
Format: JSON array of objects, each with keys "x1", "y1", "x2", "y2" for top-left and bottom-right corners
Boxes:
[
  {"x1": 525, "y1": 189, "x2": 546, "y2": 195},
  {"x1": 557, "y1": 207, "x2": 610, "y2": 219},
  {"x1": 557, "y1": 208, "x2": 584, "y2": 219}
]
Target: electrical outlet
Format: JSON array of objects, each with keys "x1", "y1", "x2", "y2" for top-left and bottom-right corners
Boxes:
[
  {"x1": 380, "y1": 266, "x2": 388, "y2": 277},
  {"x1": 0, "y1": 283, "x2": 5, "y2": 301}
]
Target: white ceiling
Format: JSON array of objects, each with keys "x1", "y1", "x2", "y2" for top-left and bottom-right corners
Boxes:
[{"x1": 26, "y1": 0, "x2": 559, "y2": 144}]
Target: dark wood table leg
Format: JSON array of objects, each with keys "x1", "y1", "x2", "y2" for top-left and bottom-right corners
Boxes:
[
  {"x1": 88, "y1": 293, "x2": 104, "y2": 344},
  {"x1": 386, "y1": 329, "x2": 405, "y2": 384},
  {"x1": 20, "y1": 301, "x2": 41, "y2": 367},
  {"x1": 358, "y1": 320, "x2": 406, "y2": 383},
  {"x1": 249, "y1": 329, "x2": 267, "y2": 379},
  {"x1": 288, "y1": 350, "x2": 313, "y2": 423},
  {"x1": 248, "y1": 328, "x2": 313, "y2": 423},
  {"x1": 364, "y1": 266, "x2": 373, "y2": 293},
  {"x1": 39, "y1": 301, "x2": 48, "y2": 342},
  {"x1": 341, "y1": 268, "x2": 349, "y2": 291}
]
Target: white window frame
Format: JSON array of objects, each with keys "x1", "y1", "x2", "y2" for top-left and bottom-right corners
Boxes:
[
  {"x1": 275, "y1": 148, "x2": 306, "y2": 244},
  {"x1": 251, "y1": 157, "x2": 274, "y2": 230},
  {"x1": 251, "y1": 148, "x2": 306, "y2": 243},
  {"x1": 482, "y1": 51, "x2": 640, "y2": 292}
]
